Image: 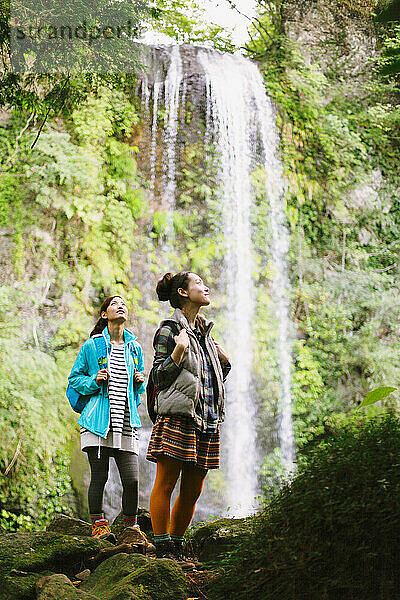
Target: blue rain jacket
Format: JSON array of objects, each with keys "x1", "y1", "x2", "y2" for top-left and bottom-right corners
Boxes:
[{"x1": 68, "y1": 327, "x2": 145, "y2": 437}]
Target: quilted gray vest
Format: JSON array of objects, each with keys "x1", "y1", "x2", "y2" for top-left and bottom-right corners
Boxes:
[{"x1": 156, "y1": 308, "x2": 226, "y2": 427}]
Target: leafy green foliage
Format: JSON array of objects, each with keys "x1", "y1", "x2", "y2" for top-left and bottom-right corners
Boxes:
[
  {"x1": 0, "y1": 0, "x2": 151, "y2": 123},
  {"x1": 210, "y1": 413, "x2": 400, "y2": 600},
  {"x1": 376, "y1": 0, "x2": 400, "y2": 22},
  {"x1": 359, "y1": 385, "x2": 397, "y2": 406},
  {"x1": 377, "y1": 23, "x2": 400, "y2": 79},
  {"x1": 0, "y1": 335, "x2": 75, "y2": 531},
  {"x1": 0, "y1": 83, "x2": 151, "y2": 526},
  {"x1": 244, "y1": 1, "x2": 400, "y2": 479},
  {"x1": 148, "y1": 0, "x2": 235, "y2": 51}
]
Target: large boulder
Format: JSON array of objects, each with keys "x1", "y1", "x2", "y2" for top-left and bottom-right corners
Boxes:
[
  {"x1": 0, "y1": 532, "x2": 108, "y2": 600},
  {"x1": 46, "y1": 515, "x2": 92, "y2": 537},
  {"x1": 186, "y1": 518, "x2": 251, "y2": 562},
  {"x1": 82, "y1": 553, "x2": 187, "y2": 600},
  {"x1": 0, "y1": 570, "x2": 52, "y2": 600},
  {"x1": 36, "y1": 574, "x2": 98, "y2": 599}
]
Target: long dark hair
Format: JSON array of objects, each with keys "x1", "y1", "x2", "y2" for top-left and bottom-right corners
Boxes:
[
  {"x1": 90, "y1": 295, "x2": 123, "y2": 337},
  {"x1": 156, "y1": 272, "x2": 191, "y2": 309}
]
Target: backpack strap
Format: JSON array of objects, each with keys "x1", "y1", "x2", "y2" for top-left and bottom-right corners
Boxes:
[
  {"x1": 129, "y1": 342, "x2": 140, "y2": 369},
  {"x1": 161, "y1": 320, "x2": 180, "y2": 337},
  {"x1": 149, "y1": 320, "x2": 180, "y2": 383},
  {"x1": 92, "y1": 335, "x2": 108, "y2": 368},
  {"x1": 146, "y1": 321, "x2": 181, "y2": 423}
]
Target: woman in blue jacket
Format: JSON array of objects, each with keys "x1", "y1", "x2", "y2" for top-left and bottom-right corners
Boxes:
[{"x1": 68, "y1": 295, "x2": 147, "y2": 544}]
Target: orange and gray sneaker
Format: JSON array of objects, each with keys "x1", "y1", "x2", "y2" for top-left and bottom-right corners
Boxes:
[
  {"x1": 91, "y1": 518, "x2": 117, "y2": 544},
  {"x1": 118, "y1": 525, "x2": 155, "y2": 554}
]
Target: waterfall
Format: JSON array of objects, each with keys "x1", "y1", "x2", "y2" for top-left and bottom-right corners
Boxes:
[
  {"x1": 163, "y1": 45, "x2": 183, "y2": 211},
  {"x1": 198, "y1": 50, "x2": 294, "y2": 513},
  {"x1": 199, "y1": 51, "x2": 257, "y2": 516},
  {"x1": 128, "y1": 44, "x2": 294, "y2": 522},
  {"x1": 243, "y1": 58, "x2": 295, "y2": 469},
  {"x1": 150, "y1": 80, "x2": 162, "y2": 199}
]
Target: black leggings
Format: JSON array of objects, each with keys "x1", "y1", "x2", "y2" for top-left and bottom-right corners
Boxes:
[{"x1": 86, "y1": 447, "x2": 139, "y2": 516}]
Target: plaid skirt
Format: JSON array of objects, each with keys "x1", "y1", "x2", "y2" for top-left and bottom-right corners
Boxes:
[{"x1": 146, "y1": 415, "x2": 220, "y2": 470}]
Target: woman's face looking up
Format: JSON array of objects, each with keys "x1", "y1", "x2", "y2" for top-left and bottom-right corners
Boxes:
[
  {"x1": 179, "y1": 273, "x2": 210, "y2": 307},
  {"x1": 102, "y1": 296, "x2": 128, "y2": 323}
]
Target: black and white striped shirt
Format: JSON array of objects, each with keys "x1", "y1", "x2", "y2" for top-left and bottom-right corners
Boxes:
[
  {"x1": 80, "y1": 343, "x2": 138, "y2": 453},
  {"x1": 109, "y1": 344, "x2": 129, "y2": 434}
]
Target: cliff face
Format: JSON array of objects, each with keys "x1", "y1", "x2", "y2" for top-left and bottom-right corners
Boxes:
[
  {"x1": 283, "y1": 0, "x2": 377, "y2": 78},
  {"x1": 254, "y1": 0, "x2": 400, "y2": 470}
]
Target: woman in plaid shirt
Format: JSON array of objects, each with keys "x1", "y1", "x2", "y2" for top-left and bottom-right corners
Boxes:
[{"x1": 146, "y1": 271, "x2": 231, "y2": 562}]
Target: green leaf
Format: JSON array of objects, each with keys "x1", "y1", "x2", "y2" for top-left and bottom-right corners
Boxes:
[{"x1": 358, "y1": 387, "x2": 397, "y2": 408}]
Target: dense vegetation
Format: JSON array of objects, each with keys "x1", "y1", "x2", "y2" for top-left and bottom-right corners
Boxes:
[
  {"x1": 0, "y1": 0, "x2": 230, "y2": 527},
  {"x1": 0, "y1": 80, "x2": 152, "y2": 528},
  {"x1": 208, "y1": 412, "x2": 400, "y2": 600},
  {"x1": 245, "y1": 0, "x2": 400, "y2": 485}
]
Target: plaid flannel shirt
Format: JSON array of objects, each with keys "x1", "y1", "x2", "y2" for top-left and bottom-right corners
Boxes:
[{"x1": 152, "y1": 323, "x2": 231, "y2": 433}]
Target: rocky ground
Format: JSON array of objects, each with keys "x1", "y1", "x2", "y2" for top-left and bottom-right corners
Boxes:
[{"x1": 0, "y1": 513, "x2": 247, "y2": 600}]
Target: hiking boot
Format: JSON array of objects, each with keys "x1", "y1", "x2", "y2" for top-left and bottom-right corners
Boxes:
[
  {"x1": 173, "y1": 540, "x2": 203, "y2": 569},
  {"x1": 91, "y1": 519, "x2": 117, "y2": 544},
  {"x1": 155, "y1": 539, "x2": 176, "y2": 559},
  {"x1": 172, "y1": 539, "x2": 185, "y2": 560},
  {"x1": 118, "y1": 525, "x2": 155, "y2": 554},
  {"x1": 155, "y1": 539, "x2": 196, "y2": 571}
]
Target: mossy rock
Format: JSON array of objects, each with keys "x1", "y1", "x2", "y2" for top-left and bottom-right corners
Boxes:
[
  {"x1": 46, "y1": 514, "x2": 92, "y2": 537},
  {"x1": 0, "y1": 532, "x2": 109, "y2": 600},
  {"x1": 1, "y1": 570, "x2": 54, "y2": 600},
  {"x1": 36, "y1": 574, "x2": 98, "y2": 599},
  {"x1": 81, "y1": 552, "x2": 188, "y2": 600},
  {"x1": 186, "y1": 518, "x2": 251, "y2": 562}
]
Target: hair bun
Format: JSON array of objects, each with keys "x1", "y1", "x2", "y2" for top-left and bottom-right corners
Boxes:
[{"x1": 156, "y1": 272, "x2": 173, "y2": 301}]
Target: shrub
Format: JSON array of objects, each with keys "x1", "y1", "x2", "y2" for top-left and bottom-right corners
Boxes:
[{"x1": 210, "y1": 412, "x2": 400, "y2": 600}]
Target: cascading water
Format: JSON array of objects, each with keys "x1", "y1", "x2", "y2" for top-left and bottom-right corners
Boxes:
[
  {"x1": 250, "y1": 76, "x2": 295, "y2": 470},
  {"x1": 149, "y1": 80, "x2": 162, "y2": 198},
  {"x1": 198, "y1": 50, "x2": 294, "y2": 514},
  {"x1": 102, "y1": 44, "x2": 294, "y2": 522},
  {"x1": 199, "y1": 51, "x2": 257, "y2": 516},
  {"x1": 163, "y1": 46, "x2": 183, "y2": 211}
]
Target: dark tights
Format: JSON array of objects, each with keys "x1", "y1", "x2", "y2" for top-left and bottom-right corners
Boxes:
[{"x1": 86, "y1": 447, "x2": 139, "y2": 516}]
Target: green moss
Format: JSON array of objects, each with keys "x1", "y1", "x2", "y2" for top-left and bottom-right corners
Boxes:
[
  {"x1": 36, "y1": 574, "x2": 99, "y2": 600},
  {"x1": 2, "y1": 571, "x2": 54, "y2": 600},
  {"x1": 0, "y1": 532, "x2": 107, "y2": 600},
  {"x1": 186, "y1": 518, "x2": 252, "y2": 563},
  {"x1": 0, "y1": 532, "x2": 103, "y2": 573},
  {"x1": 81, "y1": 553, "x2": 188, "y2": 600}
]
